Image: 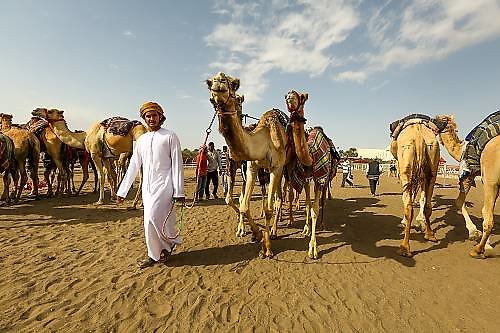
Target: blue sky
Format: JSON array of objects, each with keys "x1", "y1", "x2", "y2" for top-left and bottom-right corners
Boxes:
[{"x1": 1, "y1": 0, "x2": 499, "y2": 159}]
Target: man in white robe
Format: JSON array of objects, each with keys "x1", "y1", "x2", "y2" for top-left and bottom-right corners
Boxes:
[{"x1": 117, "y1": 101, "x2": 185, "y2": 268}]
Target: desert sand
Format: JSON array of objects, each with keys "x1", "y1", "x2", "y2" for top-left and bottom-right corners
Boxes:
[{"x1": 0, "y1": 168, "x2": 499, "y2": 332}]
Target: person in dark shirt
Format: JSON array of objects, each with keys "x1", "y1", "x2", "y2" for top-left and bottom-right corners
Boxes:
[{"x1": 366, "y1": 159, "x2": 382, "y2": 196}]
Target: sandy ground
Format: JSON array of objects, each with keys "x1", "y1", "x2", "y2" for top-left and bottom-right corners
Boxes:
[{"x1": 0, "y1": 168, "x2": 499, "y2": 332}]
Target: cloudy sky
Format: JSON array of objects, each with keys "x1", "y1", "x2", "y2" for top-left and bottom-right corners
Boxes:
[{"x1": 1, "y1": 0, "x2": 499, "y2": 157}]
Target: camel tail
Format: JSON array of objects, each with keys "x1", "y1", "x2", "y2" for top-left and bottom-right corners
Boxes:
[{"x1": 405, "y1": 126, "x2": 429, "y2": 201}]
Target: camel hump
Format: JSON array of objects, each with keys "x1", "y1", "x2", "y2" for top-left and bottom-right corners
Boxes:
[
  {"x1": 256, "y1": 109, "x2": 288, "y2": 150},
  {"x1": 100, "y1": 117, "x2": 143, "y2": 137},
  {"x1": 390, "y1": 114, "x2": 442, "y2": 139}
]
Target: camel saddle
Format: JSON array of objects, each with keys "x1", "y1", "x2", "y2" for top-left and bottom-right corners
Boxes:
[
  {"x1": 0, "y1": 134, "x2": 15, "y2": 174},
  {"x1": 289, "y1": 127, "x2": 333, "y2": 192},
  {"x1": 462, "y1": 110, "x2": 500, "y2": 175},
  {"x1": 390, "y1": 114, "x2": 448, "y2": 139},
  {"x1": 26, "y1": 117, "x2": 49, "y2": 136},
  {"x1": 100, "y1": 117, "x2": 142, "y2": 137}
]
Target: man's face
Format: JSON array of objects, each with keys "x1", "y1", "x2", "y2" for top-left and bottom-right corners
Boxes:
[
  {"x1": 208, "y1": 144, "x2": 214, "y2": 151},
  {"x1": 144, "y1": 111, "x2": 160, "y2": 130}
]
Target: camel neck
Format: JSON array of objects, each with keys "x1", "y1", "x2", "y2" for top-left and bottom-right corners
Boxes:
[
  {"x1": 217, "y1": 100, "x2": 249, "y2": 160},
  {"x1": 50, "y1": 121, "x2": 86, "y2": 149},
  {"x1": 439, "y1": 130, "x2": 463, "y2": 162}
]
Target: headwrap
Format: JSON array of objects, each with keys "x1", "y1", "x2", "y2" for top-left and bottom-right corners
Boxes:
[{"x1": 139, "y1": 102, "x2": 166, "y2": 123}]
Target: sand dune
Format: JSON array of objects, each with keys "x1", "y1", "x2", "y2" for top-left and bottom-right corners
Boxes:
[{"x1": 1, "y1": 169, "x2": 499, "y2": 332}]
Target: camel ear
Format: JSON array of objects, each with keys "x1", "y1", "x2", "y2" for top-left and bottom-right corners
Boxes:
[
  {"x1": 240, "y1": 95, "x2": 245, "y2": 103},
  {"x1": 231, "y1": 78, "x2": 240, "y2": 91},
  {"x1": 301, "y1": 93, "x2": 309, "y2": 104},
  {"x1": 206, "y1": 79, "x2": 213, "y2": 89}
]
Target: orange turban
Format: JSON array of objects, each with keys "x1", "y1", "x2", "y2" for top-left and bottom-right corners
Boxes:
[{"x1": 139, "y1": 102, "x2": 166, "y2": 122}]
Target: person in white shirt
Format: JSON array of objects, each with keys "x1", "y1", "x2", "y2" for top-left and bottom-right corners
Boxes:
[
  {"x1": 341, "y1": 159, "x2": 353, "y2": 187},
  {"x1": 117, "y1": 102, "x2": 185, "y2": 268}
]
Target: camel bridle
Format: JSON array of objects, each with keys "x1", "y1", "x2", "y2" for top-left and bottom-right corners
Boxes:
[
  {"x1": 286, "y1": 91, "x2": 307, "y2": 123},
  {"x1": 210, "y1": 77, "x2": 238, "y2": 117}
]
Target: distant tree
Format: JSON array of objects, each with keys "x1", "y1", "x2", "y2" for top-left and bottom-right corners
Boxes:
[{"x1": 341, "y1": 147, "x2": 358, "y2": 158}]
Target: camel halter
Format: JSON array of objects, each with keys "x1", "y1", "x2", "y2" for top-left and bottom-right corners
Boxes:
[{"x1": 286, "y1": 91, "x2": 307, "y2": 124}]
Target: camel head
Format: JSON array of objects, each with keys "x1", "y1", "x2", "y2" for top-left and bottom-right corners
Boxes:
[
  {"x1": 435, "y1": 114, "x2": 462, "y2": 143},
  {"x1": 31, "y1": 108, "x2": 49, "y2": 118},
  {"x1": 206, "y1": 72, "x2": 240, "y2": 111},
  {"x1": 285, "y1": 90, "x2": 308, "y2": 117},
  {"x1": 45, "y1": 109, "x2": 65, "y2": 121},
  {"x1": 0, "y1": 113, "x2": 13, "y2": 125}
]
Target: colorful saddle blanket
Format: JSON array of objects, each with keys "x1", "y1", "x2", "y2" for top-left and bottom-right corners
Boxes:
[
  {"x1": 100, "y1": 117, "x2": 142, "y2": 137},
  {"x1": 0, "y1": 134, "x2": 14, "y2": 174},
  {"x1": 463, "y1": 110, "x2": 500, "y2": 174},
  {"x1": 26, "y1": 117, "x2": 49, "y2": 136},
  {"x1": 289, "y1": 128, "x2": 334, "y2": 192}
]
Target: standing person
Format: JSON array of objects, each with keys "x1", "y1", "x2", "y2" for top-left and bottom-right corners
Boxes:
[
  {"x1": 195, "y1": 145, "x2": 208, "y2": 201},
  {"x1": 341, "y1": 159, "x2": 353, "y2": 187},
  {"x1": 220, "y1": 145, "x2": 229, "y2": 196},
  {"x1": 367, "y1": 159, "x2": 382, "y2": 196},
  {"x1": 116, "y1": 102, "x2": 185, "y2": 269},
  {"x1": 205, "y1": 141, "x2": 221, "y2": 199}
]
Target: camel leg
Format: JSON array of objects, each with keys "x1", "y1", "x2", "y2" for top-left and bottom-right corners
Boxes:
[
  {"x1": 28, "y1": 151, "x2": 40, "y2": 199},
  {"x1": 260, "y1": 182, "x2": 267, "y2": 218},
  {"x1": 76, "y1": 158, "x2": 89, "y2": 195},
  {"x1": 308, "y1": 183, "x2": 321, "y2": 259},
  {"x1": 44, "y1": 168, "x2": 53, "y2": 197},
  {"x1": 302, "y1": 182, "x2": 312, "y2": 237},
  {"x1": 398, "y1": 191, "x2": 414, "y2": 257},
  {"x1": 422, "y1": 178, "x2": 438, "y2": 242},
  {"x1": 470, "y1": 184, "x2": 498, "y2": 258},
  {"x1": 287, "y1": 183, "x2": 294, "y2": 227},
  {"x1": 295, "y1": 190, "x2": 301, "y2": 210},
  {"x1": 225, "y1": 160, "x2": 239, "y2": 215},
  {"x1": 131, "y1": 168, "x2": 143, "y2": 209},
  {"x1": 327, "y1": 180, "x2": 333, "y2": 200},
  {"x1": 91, "y1": 154, "x2": 106, "y2": 205},
  {"x1": 415, "y1": 191, "x2": 427, "y2": 232},
  {"x1": 237, "y1": 163, "x2": 260, "y2": 241},
  {"x1": 456, "y1": 190, "x2": 482, "y2": 242},
  {"x1": 2, "y1": 172, "x2": 13, "y2": 204},
  {"x1": 104, "y1": 159, "x2": 118, "y2": 200},
  {"x1": 13, "y1": 160, "x2": 28, "y2": 202},
  {"x1": 318, "y1": 186, "x2": 327, "y2": 230},
  {"x1": 265, "y1": 168, "x2": 282, "y2": 254},
  {"x1": 271, "y1": 177, "x2": 283, "y2": 239}
]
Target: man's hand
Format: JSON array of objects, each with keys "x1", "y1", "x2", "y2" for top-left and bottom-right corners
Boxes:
[
  {"x1": 116, "y1": 196, "x2": 125, "y2": 204},
  {"x1": 173, "y1": 197, "x2": 185, "y2": 207}
]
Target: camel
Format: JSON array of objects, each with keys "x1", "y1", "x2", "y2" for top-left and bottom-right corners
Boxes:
[
  {"x1": 64, "y1": 143, "x2": 98, "y2": 195},
  {"x1": 435, "y1": 114, "x2": 499, "y2": 258},
  {"x1": 284, "y1": 91, "x2": 339, "y2": 258},
  {"x1": 33, "y1": 108, "x2": 146, "y2": 206},
  {"x1": 0, "y1": 133, "x2": 18, "y2": 204},
  {"x1": 85, "y1": 116, "x2": 146, "y2": 206},
  {"x1": 0, "y1": 113, "x2": 40, "y2": 200},
  {"x1": 223, "y1": 94, "x2": 269, "y2": 218},
  {"x1": 207, "y1": 72, "x2": 292, "y2": 258},
  {"x1": 390, "y1": 118, "x2": 440, "y2": 257}
]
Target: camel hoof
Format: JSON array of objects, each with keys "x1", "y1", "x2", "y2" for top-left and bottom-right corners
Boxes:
[
  {"x1": 397, "y1": 246, "x2": 413, "y2": 257},
  {"x1": 308, "y1": 250, "x2": 318, "y2": 260},
  {"x1": 94, "y1": 201, "x2": 104, "y2": 206},
  {"x1": 270, "y1": 234, "x2": 277, "y2": 240},
  {"x1": 259, "y1": 249, "x2": 273, "y2": 258},
  {"x1": 424, "y1": 234, "x2": 438, "y2": 242},
  {"x1": 468, "y1": 230, "x2": 482, "y2": 243},
  {"x1": 469, "y1": 249, "x2": 486, "y2": 259},
  {"x1": 251, "y1": 231, "x2": 263, "y2": 243}
]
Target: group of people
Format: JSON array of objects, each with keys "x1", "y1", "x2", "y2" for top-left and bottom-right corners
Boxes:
[
  {"x1": 340, "y1": 158, "x2": 385, "y2": 196},
  {"x1": 194, "y1": 142, "x2": 228, "y2": 201}
]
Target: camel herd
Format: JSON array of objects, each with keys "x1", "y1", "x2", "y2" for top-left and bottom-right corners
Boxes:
[{"x1": 0, "y1": 71, "x2": 498, "y2": 260}]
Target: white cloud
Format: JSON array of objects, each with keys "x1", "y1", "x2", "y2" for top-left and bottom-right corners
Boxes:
[
  {"x1": 122, "y1": 30, "x2": 135, "y2": 38},
  {"x1": 338, "y1": 0, "x2": 500, "y2": 82},
  {"x1": 208, "y1": 0, "x2": 500, "y2": 87},
  {"x1": 206, "y1": 0, "x2": 361, "y2": 101}
]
